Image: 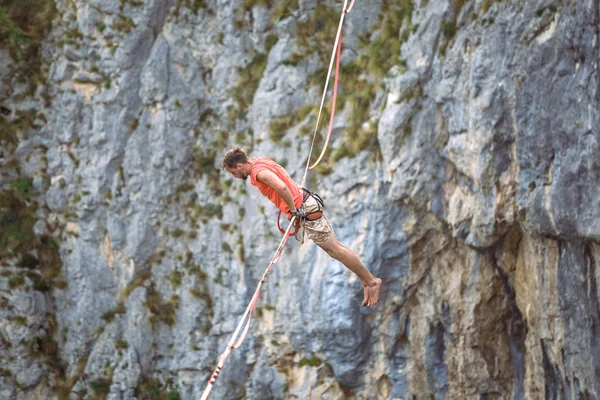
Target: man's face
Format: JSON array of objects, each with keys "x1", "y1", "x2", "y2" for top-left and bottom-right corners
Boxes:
[{"x1": 226, "y1": 164, "x2": 248, "y2": 180}]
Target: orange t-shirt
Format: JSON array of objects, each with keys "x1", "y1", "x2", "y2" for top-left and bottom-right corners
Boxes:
[{"x1": 250, "y1": 157, "x2": 303, "y2": 215}]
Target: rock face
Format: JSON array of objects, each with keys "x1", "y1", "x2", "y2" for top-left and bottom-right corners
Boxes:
[{"x1": 1, "y1": 0, "x2": 599, "y2": 399}]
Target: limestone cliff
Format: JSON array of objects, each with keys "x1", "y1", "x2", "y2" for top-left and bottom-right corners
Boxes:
[{"x1": 0, "y1": 0, "x2": 599, "y2": 399}]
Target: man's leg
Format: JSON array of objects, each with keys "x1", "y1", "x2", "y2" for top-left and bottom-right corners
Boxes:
[{"x1": 316, "y1": 234, "x2": 382, "y2": 308}]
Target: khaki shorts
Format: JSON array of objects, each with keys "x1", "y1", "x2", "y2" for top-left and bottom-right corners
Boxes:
[{"x1": 302, "y1": 195, "x2": 333, "y2": 244}]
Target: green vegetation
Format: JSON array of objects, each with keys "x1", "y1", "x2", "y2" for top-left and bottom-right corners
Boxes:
[
  {"x1": 185, "y1": 260, "x2": 214, "y2": 317},
  {"x1": 441, "y1": 20, "x2": 457, "y2": 38},
  {"x1": 271, "y1": 0, "x2": 298, "y2": 22},
  {"x1": 298, "y1": 356, "x2": 322, "y2": 367},
  {"x1": 185, "y1": 261, "x2": 207, "y2": 281},
  {"x1": 265, "y1": 33, "x2": 279, "y2": 52},
  {"x1": 221, "y1": 242, "x2": 233, "y2": 253},
  {"x1": 26, "y1": 271, "x2": 52, "y2": 291},
  {"x1": 101, "y1": 303, "x2": 126, "y2": 323},
  {"x1": 119, "y1": 0, "x2": 139, "y2": 8},
  {"x1": 1, "y1": 179, "x2": 36, "y2": 256},
  {"x1": 89, "y1": 377, "x2": 112, "y2": 396},
  {"x1": 135, "y1": 377, "x2": 180, "y2": 400},
  {"x1": 440, "y1": 0, "x2": 467, "y2": 56},
  {"x1": 480, "y1": 0, "x2": 494, "y2": 14},
  {"x1": 191, "y1": 148, "x2": 227, "y2": 205},
  {"x1": 0, "y1": 115, "x2": 18, "y2": 146},
  {"x1": 282, "y1": 52, "x2": 304, "y2": 66},
  {"x1": 0, "y1": 1, "x2": 56, "y2": 93},
  {"x1": 296, "y1": 3, "x2": 339, "y2": 62},
  {"x1": 171, "y1": 228, "x2": 185, "y2": 238},
  {"x1": 242, "y1": 0, "x2": 271, "y2": 11},
  {"x1": 213, "y1": 267, "x2": 228, "y2": 286},
  {"x1": 167, "y1": 391, "x2": 181, "y2": 400},
  {"x1": 356, "y1": 0, "x2": 414, "y2": 78},
  {"x1": 11, "y1": 178, "x2": 33, "y2": 197},
  {"x1": 193, "y1": 149, "x2": 217, "y2": 177},
  {"x1": 1, "y1": 109, "x2": 38, "y2": 145},
  {"x1": 172, "y1": 0, "x2": 209, "y2": 16},
  {"x1": 8, "y1": 273, "x2": 25, "y2": 289},
  {"x1": 237, "y1": 233, "x2": 245, "y2": 262},
  {"x1": 122, "y1": 271, "x2": 152, "y2": 298},
  {"x1": 241, "y1": 0, "x2": 298, "y2": 21},
  {"x1": 176, "y1": 183, "x2": 195, "y2": 194},
  {"x1": 536, "y1": 5, "x2": 557, "y2": 17},
  {"x1": 168, "y1": 270, "x2": 183, "y2": 288},
  {"x1": 27, "y1": 328, "x2": 65, "y2": 378},
  {"x1": 129, "y1": 118, "x2": 139, "y2": 132},
  {"x1": 1, "y1": 180, "x2": 64, "y2": 291},
  {"x1": 114, "y1": 14, "x2": 135, "y2": 33},
  {"x1": 12, "y1": 315, "x2": 27, "y2": 325},
  {"x1": 189, "y1": 286, "x2": 213, "y2": 314},
  {"x1": 20, "y1": 312, "x2": 75, "y2": 397},
  {"x1": 231, "y1": 52, "x2": 269, "y2": 120},
  {"x1": 185, "y1": 202, "x2": 224, "y2": 224},
  {"x1": 269, "y1": 104, "x2": 313, "y2": 143},
  {"x1": 146, "y1": 284, "x2": 178, "y2": 328},
  {"x1": 204, "y1": 203, "x2": 223, "y2": 218},
  {"x1": 340, "y1": 72, "x2": 380, "y2": 154}
]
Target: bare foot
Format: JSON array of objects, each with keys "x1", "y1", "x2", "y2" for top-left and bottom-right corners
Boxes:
[
  {"x1": 362, "y1": 285, "x2": 369, "y2": 307},
  {"x1": 367, "y1": 278, "x2": 382, "y2": 308}
]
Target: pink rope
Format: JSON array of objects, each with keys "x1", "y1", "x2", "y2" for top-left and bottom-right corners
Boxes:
[{"x1": 345, "y1": 0, "x2": 356, "y2": 13}]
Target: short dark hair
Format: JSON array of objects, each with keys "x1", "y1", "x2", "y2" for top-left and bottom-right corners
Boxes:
[{"x1": 221, "y1": 146, "x2": 249, "y2": 169}]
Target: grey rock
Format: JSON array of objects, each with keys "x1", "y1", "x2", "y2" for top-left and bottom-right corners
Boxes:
[
  {"x1": 139, "y1": 35, "x2": 170, "y2": 105},
  {"x1": 14, "y1": 362, "x2": 44, "y2": 389},
  {"x1": 33, "y1": 220, "x2": 46, "y2": 236},
  {"x1": 46, "y1": 182, "x2": 68, "y2": 212},
  {"x1": 4, "y1": 0, "x2": 600, "y2": 399},
  {"x1": 50, "y1": 58, "x2": 75, "y2": 82}
]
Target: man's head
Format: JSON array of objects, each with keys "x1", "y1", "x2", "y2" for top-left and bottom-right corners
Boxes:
[{"x1": 221, "y1": 146, "x2": 251, "y2": 180}]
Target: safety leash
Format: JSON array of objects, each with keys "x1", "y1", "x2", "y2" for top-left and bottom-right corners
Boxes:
[{"x1": 200, "y1": 1, "x2": 354, "y2": 398}]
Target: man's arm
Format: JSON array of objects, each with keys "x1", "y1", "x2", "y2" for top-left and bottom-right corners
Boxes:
[{"x1": 256, "y1": 169, "x2": 297, "y2": 214}]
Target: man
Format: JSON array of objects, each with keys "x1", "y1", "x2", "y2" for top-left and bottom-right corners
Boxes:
[{"x1": 221, "y1": 146, "x2": 382, "y2": 308}]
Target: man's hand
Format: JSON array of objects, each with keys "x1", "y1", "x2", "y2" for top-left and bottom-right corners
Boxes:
[{"x1": 290, "y1": 207, "x2": 307, "y2": 219}]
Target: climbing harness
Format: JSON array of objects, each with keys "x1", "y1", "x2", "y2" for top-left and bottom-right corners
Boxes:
[
  {"x1": 276, "y1": 187, "x2": 326, "y2": 241},
  {"x1": 200, "y1": 1, "x2": 354, "y2": 398}
]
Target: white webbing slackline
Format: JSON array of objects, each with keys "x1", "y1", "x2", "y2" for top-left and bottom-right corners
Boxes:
[{"x1": 200, "y1": 1, "x2": 355, "y2": 398}]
